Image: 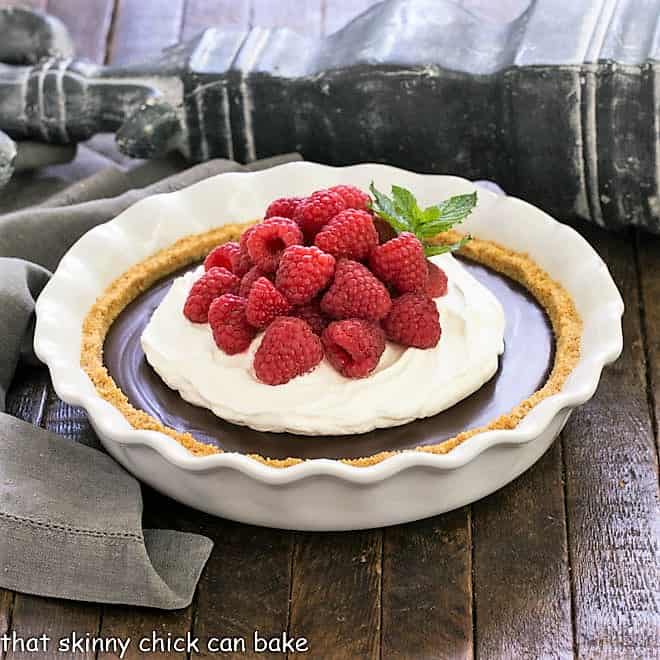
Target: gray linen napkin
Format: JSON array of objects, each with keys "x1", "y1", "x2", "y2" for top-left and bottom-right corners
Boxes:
[{"x1": 0, "y1": 151, "x2": 302, "y2": 608}]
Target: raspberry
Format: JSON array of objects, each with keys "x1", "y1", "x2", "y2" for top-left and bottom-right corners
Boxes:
[
  {"x1": 183, "y1": 267, "x2": 240, "y2": 323},
  {"x1": 246, "y1": 217, "x2": 303, "y2": 273},
  {"x1": 246, "y1": 277, "x2": 292, "y2": 329},
  {"x1": 426, "y1": 261, "x2": 448, "y2": 298},
  {"x1": 208, "y1": 294, "x2": 256, "y2": 354},
  {"x1": 314, "y1": 209, "x2": 378, "y2": 261},
  {"x1": 373, "y1": 216, "x2": 397, "y2": 244},
  {"x1": 322, "y1": 320, "x2": 385, "y2": 378},
  {"x1": 235, "y1": 227, "x2": 255, "y2": 277},
  {"x1": 369, "y1": 232, "x2": 428, "y2": 293},
  {"x1": 265, "y1": 196, "x2": 302, "y2": 219},
  {"x1": 320, "y1": 259, "x2": 391, "y2": 322},
  {"x1": 291, "y1": 299, "x2": 328, "y2": 336},
  {"x1": 382, "y1": 293, "x2": 441, "y2": 348},
  {"x1": 204, "y1": 241, "x2": 241, "y2": 274},
  {"x1": 292, "y1": 189, "x2": 346, "y2": 240},
  {"x1": 253, "y1": 317, "x2": 324, "y2": 385},
  {"x1": 328, "y1": 184, "x2": 370, "y2": 211},
  {"x1": 275, "y1": 245, "x2": 336, "y2": 305},
  {"x1": 239, "y1": 265, "x2": 271, "y2": 298}
]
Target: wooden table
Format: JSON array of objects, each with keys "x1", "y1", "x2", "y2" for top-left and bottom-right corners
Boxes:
[{"x1": 1, "y1": 1, "x2": 659, "y2": 658}]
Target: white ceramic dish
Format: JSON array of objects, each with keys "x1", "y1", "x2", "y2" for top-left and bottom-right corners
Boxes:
[{"x1": 34, "y1": 162, "x2": 623, "y2": 531}]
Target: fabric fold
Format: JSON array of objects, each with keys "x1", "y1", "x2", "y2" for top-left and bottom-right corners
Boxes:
[{"x1": 0, "y1": 415, "x2": 212, "y2": 609}]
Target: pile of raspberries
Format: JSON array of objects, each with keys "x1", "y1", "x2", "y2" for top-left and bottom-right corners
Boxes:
[{"x1": 183, "y1": 184, "x2": 448, "y2": 385}]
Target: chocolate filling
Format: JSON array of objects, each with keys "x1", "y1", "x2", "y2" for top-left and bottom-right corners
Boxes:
[{"x1": 104, "y1": 259, "x2": 554, "y2": 460}]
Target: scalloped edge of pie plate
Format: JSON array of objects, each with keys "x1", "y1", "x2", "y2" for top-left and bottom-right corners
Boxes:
[{"x1": 34, "y1": 162, "x2": 623, "y2": 530}]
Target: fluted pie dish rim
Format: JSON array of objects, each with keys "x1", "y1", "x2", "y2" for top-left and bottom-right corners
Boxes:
[{"x1": 35, "y1": 162, "x2": 623, "y2": 488}]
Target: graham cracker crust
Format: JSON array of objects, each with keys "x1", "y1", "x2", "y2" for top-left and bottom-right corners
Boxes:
[{"x1": 80, "y1": 223, "x2": 582, "y2": 468}]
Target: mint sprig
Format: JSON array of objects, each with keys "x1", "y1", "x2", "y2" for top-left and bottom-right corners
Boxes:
[{"x1": 369, "y1": 182, "x2": 476, "y2": 256}]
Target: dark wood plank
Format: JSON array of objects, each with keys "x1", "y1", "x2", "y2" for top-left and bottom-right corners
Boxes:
[
  {"x1": 97, "y1": 489, "x2": 194, "y2": 660},
  {"x1": 289, "y1": 531, "x2": 381, "y2": 659},
  {"x1": 181, "y1": 0, "x2": 249, "y2": 41},
  {"x1": 382, "y1": 509, "x2": 472, "y2": 659},
  {"x1": 0, "y1": 589, "x2": 14, "y2": 660},
  {"x1": 41, "y1": 387, "x2": 101, "y2": 449},
  {"x1": 473, "y1": 442, "x2": 574, "y2": 658},
  {"x1": 98, "y1": 602, "x2": 191, "y2": 660},
  {"x1": 322, "y1": 0, "x2": 378, "y2": 35},
  {"x1": 251, "y1": 0, "x2": 323, "y2": 37},
  {"x1": 6, "y1": 597, "x2": 100, "y2": 660},
  {"x1": 100, "y1": 606, "x2": 190, "y2": 659},
  {"x1": 4, "y1": 366, "x2": 48, "y2": 425},
  {"x1": 637, "y1": 230, "x2": 660, "y2": 451},
  {"x1": 108, "y1": 0, "x2": 185, "y2": 65},
  {"x1": 46, "y1": 0, "x2": 115, "y2": 62},
  {"x1": 563, "y1": 224, "x2": 660, "y2": 657},
  {"x1": 191, "y1": 515, "x2": 293, "y2": 659}
]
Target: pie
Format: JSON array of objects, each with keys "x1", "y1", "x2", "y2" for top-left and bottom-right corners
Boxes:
[{"x1": 80, "y1": 183, "x2": 582, "y2": 467}]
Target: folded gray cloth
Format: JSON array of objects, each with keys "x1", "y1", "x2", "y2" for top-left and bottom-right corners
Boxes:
[{"x1": 0, "y1": 151, "x2": 302, "y2": 608}]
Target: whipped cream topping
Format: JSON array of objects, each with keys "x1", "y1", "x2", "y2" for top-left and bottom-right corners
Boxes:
[{"x1": 141, "y1": 254, "x2": 505, "y2": 435}]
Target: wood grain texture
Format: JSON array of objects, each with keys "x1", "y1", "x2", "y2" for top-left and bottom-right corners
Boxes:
[
  {"x1": 6, "y1": 596, "x2": 100, "y2": 659},
  {"x1": 0, "y1": 590, "x2": 14, "y2": 660},
  {"x1": 4, "y1": 366, "x2": 48, "y2": 425},
  {"x1": 42, "y1": 387, "x2": 101, "y2": 449},
  {"x1": 46, "y1": 0, "x2": 115, "y2": 62},
  {"x1": 382, "y1": 509, "x2": 472, "y2": 659},
  {"x1": 637, "y1": 230, "x2": 660, "y2": 451},
  {"x1": 182, "y1": 0, "x2": 250, "y2": 41},
  {"x1": 289, "y1": 531, "x2": 381, "y2": 660},
  {"x1": 473, "y1": 442, "x2": 574, "y2": 659},
  {"x1": 190, "y1": 515, "x2": 293, "y2": 659},
  {"x1": 97, "y1": 609, "x2": 191, "y2": 660},
  {"x1": 251, "y1": 0, "x2": 323, "y2": 36},
  {"x1": 563, "y1": 223, "x2": 660, "y2": 657},
  {"x1": 108, "y1": 0, "x2": 185, "y2": 65}
]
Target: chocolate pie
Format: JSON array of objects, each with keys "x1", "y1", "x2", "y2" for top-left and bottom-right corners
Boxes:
[{"x1": 80, "y1": 184, "x2": 582, "y2": 467}]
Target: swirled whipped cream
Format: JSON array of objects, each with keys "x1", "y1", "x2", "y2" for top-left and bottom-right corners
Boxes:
[{"x1": 141, "y1": 254, "x2": 505, "y2": 435}]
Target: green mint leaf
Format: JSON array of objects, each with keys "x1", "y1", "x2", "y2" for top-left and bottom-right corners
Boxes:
[
  {"x1": 369, "y1": 183, "x2": 476, "y2": 250},
  {"x1": 390, "y1": 185, "x2": 420, "y2": 227},
  {"x1": 421, "y1": 206, "x2": 441, "y2": 223},
  {"x1": 369, "y1": 182, "x2": 411, "y2": 233},
  {"x1": 417, "y1": 219, "x2": 464, "y2": 239},
  {"x1": 423, "y1": 234, "x2": 472, "y2": 257},
  {"x1": 422, "y1": 192, "x2": 477, "y2": 226}
]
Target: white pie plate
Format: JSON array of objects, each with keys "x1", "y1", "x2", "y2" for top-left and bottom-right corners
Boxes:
[{"x1": 34, "y1": 162, "x2": 623, "y2": 530}]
